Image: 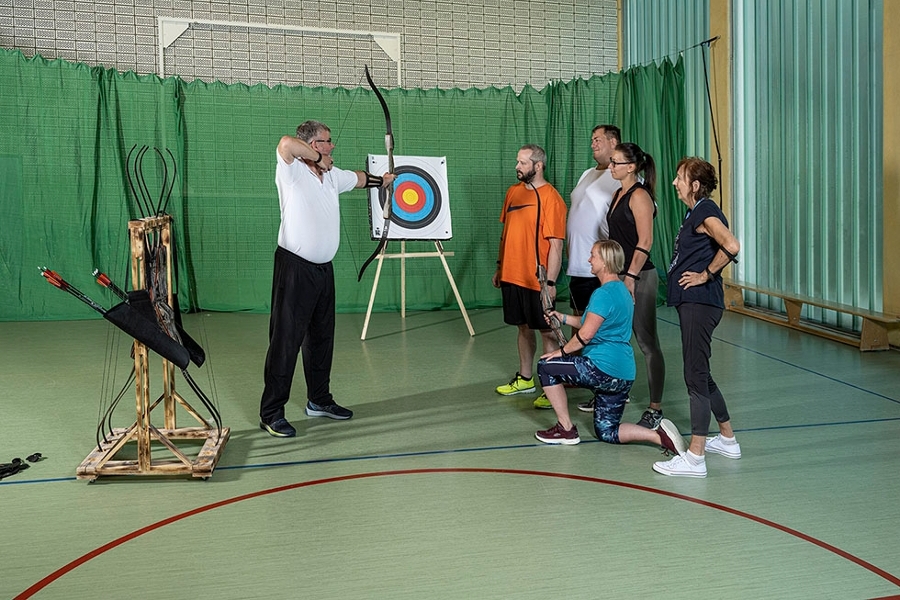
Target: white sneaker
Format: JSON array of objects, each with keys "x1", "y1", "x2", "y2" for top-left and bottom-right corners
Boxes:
[
  {"x1": 653, "y1": 451, "x2": 707, "y2": 478},
  {"x1": 705, "y1": 434, "x2": 741, "y2": 459}
]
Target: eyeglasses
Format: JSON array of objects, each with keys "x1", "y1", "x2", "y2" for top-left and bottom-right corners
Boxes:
[
  {"x1": 608, "y1": 159, "x2": 634, "y2": 167},
  {"x1": 312, "y1": 138, "x2": 333, "y2": 145}
]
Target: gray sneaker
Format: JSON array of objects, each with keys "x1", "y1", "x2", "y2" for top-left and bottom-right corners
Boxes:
[
  {"x1": 306, "y1": 401, "x2": 353, "y2": 420},
  {"x1": 636, "y1": 408, "x2": 663, "y2": 429},
  {"x1": 579, "y1": 395, "x2": 632, "y2": 413},
  {"x1": 705, "y1": 434, "x2": 741, "y2": 459},
  {"x1": 576, "y1": 399, "x2": 594, "y2": 413}
]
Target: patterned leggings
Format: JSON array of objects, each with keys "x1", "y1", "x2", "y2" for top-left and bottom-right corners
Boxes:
[{"x1": 537, "y1": 355, "x2": 634, "y2": 444}]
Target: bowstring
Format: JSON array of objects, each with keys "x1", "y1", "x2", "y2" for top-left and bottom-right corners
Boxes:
[{"x1": 333, "y1": 71, "x2": 368, "y2": 276}]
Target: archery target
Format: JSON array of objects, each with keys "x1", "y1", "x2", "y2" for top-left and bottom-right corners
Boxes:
[{"x1": 367, "y1": 155, "x2": 452, "y2": 240}]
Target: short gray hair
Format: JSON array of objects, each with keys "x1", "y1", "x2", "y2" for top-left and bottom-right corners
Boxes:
[
  {"x1": 520, "y1": 144, "x2": 547, "y2": 167},
  {"x1": 296, "y1": 120, "x2": 329, "y2": 143}
]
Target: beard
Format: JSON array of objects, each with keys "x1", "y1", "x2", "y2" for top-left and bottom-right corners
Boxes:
[{"x1": 516, "y1": 167, "x2": 536, "y2": 184}]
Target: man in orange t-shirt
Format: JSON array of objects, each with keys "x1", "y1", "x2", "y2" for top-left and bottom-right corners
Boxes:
[{"x1": 492, "y1": 144, "x2": 567, "y2": 404}]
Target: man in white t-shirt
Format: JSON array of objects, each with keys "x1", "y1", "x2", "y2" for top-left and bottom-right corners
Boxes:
[
  {"x1": 566, "y1": 124, "x2": 621, "y2": 311},
  {"x1": 534, "y1": 125, "x2": 621, "y2": 411},
  {"x1": 259, "y1": 120, "x2": 395, "y2": 438}
]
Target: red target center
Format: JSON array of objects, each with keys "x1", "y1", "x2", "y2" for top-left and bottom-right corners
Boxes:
[{"x1": 394, "y1": 181, "x2": 427, "y2": 213}]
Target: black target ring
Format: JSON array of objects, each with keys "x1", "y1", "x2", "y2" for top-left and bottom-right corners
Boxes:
[{"x1": 377, "y1": 164, "x2": 443, "y2": 230}]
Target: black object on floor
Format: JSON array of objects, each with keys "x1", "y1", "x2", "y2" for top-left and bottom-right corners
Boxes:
[{"x1": 0, "y1": 453, "x2": 43, "y2": 480}]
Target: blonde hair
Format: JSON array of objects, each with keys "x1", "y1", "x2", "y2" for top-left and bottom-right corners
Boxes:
[{"x1": 593, "y1": 239, "x2": 625, "y2": 275}]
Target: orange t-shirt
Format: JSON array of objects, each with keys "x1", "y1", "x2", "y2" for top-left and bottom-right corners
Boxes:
[{"x1": 498, "y1": 182, "x2": 567, "y2": 291}]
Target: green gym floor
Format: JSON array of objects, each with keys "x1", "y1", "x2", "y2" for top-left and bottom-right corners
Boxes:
[{"x1": 2, "y1": 306, "x2": 899, "y2": 599}]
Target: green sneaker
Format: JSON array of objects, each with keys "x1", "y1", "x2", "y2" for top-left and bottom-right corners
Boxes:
[
  {"x1": 533, "y1": 392, "x2": 552, "y2": 409},
  {"x1": 496, "y1": 372, "x2": 535, "y2": 395}
]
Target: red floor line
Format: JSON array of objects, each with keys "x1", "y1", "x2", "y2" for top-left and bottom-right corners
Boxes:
[{"x1": 14, "y1": 468, "x2": 900, "y2": 598}]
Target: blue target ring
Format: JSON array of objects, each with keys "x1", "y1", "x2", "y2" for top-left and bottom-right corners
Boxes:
[{"x1": 378, "y1": 165, "x2": 442, "y2": 229}]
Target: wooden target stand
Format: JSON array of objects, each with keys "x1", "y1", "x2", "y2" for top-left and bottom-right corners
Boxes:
[
  {"x1": 361, "y1": 240, "x2": 475, "y2": 340},
  {"x1": 76, "y1": 215, "x2": 229, "y2": 481}
]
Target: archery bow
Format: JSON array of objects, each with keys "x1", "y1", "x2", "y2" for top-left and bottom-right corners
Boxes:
[
  {"x1": 530, "y1": 184, "x2": 567, "y2": 347},
  {"x1": 357, "y1": 65, "x2": 395, "y2": 282}
]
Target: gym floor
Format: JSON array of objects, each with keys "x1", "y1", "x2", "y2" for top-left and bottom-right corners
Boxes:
[{"x1": 2, "y1": 306, "x2": 899, "y2": 599}]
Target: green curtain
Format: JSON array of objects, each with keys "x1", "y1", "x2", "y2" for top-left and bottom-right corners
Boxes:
[
  {"x1": 0, "y1": 48, "x2": 686, "y2": 321},
  {"x1": 616, "y1": 56, "x2": 686, "y2": 303},
  {"x1": 544, "y1": 72, "x2": 620, "y2": 202}
]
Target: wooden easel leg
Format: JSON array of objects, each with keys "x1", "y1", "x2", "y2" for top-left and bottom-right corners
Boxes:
[
  {"x1": 361, "y1": 245, "x2": 388, "y2": 341},
  {"x1": 401, "y1": 240, "x2": 407, "y2": 320},
  {"x1": 435, "y1": 241, "x2": 475, "y2": 336}
]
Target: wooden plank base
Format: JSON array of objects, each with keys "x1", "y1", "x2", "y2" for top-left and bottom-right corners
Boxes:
[{"x1": 76, "y1": 426, "x2": 230, "y2": 481}]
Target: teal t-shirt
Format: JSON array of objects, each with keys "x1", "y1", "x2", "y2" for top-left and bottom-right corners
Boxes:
[{"x1": 581, "y1": 280, "x2": 636, "y2": 380}]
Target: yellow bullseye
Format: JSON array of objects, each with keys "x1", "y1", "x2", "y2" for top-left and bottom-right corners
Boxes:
[{"x1": 401, "y1": 189, "x2": 419, "y2": 206}]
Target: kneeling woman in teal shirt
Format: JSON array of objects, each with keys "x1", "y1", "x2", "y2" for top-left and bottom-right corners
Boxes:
[{"x1": 535, "y1": 240, "x2": 685, "y2": 457}]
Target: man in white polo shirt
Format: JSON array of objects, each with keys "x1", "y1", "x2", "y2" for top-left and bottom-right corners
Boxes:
[{"x1": 259, "y1": 120, "x2": 395, "y2": 438}]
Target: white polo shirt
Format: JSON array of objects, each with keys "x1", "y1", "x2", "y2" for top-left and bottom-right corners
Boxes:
[{"x1": 275, "y1": 152, "x2": 358, "y2": 264}]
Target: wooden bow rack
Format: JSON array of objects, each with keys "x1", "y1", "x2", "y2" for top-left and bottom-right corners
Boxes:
[{"x1": 76, "y1": 215, "x2": 229, "y2": 480}]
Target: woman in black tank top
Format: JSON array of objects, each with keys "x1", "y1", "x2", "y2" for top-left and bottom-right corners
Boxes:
[{"x1": 607, "y1": 142, "x2": 667, "y2": 429}]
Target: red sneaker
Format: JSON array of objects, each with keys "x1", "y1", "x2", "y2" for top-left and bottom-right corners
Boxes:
[
  {"x1": 655, "y1": 419, "x2": 687, "y2": 456},
  {"x1": 535, "y1": 422, "x2": 580, "y2": 445}
]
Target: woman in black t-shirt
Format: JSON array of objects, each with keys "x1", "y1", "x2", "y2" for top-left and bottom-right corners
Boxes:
[{"x1": 653, "y1": 157, "x2": 742, "y2": 479}]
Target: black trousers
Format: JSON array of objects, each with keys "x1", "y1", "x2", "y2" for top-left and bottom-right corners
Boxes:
[
  {"x1": 567, "y1": 276, "x2": 600, "y2": 313},
  {"x1": 676, "y1": 302, "x2": 731, "y2": 437},
  {"x1": 259, "y1": 247, "x2": 336, "y2": 423}
]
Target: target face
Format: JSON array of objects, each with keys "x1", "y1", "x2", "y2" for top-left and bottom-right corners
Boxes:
[{"x1": 367, "y1": 155, "x2": 452, "y2": 240}]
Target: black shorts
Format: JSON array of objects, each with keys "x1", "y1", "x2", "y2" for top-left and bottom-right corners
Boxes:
[
  {"x1": 501, "y1": 282, "x2": 552, "y2": 330},
  {"x1": 568, "y1": 276, "x2": 600, "y2": 313}
]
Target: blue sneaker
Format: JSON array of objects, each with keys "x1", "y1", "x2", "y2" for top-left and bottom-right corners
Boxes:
[
  {"x1": 306, "y1": 401, "x2": 353, "y2": 420},
  {"x1": 260, "y1": 418, "x2": 296, "y2": 438}
]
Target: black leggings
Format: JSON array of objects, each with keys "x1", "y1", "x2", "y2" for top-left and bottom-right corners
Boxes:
[
  {"x1": 633, "y1": 268, "x2": 665, "y2": 405},
  {"x1": 676, "y1": 303, "x2": 731, "y2": 437}
]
